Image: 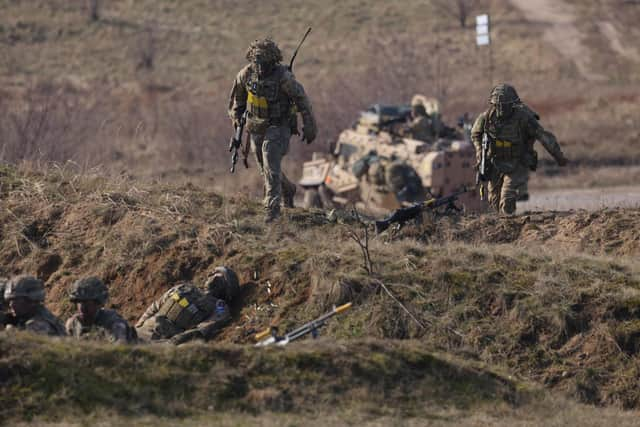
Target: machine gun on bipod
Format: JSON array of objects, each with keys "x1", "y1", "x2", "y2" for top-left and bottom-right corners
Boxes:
[
  {"x1": 374, "y1": 186, "x2": 472, "y2": 234},
  {"x1": 255, "y1": 302, "x2": 352, "y2": 346}
]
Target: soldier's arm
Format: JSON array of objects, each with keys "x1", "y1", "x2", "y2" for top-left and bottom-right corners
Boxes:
[
  {"x1": 281, "y1": 71, "x2": 317, "y2": 141},
  {"x1": 135, "y1": 288, "x2": 174, "y2": 328},
  {"x1": 196, "y1": 303, "x2": 231, "y2": 340},
  {"x1": 169, "y1": 302, "x2": 231, "y2": 345},
  {"x1": 25, "y1": 319, "x2": 62, "y2": 336},
  {"x1": 110, "y1": 321, "x2": 131, "y2": 343},
  {"x1": 470, "y1": 113, "x2": 487, "y2": 164},
  {"x1": 228, "y1": 66, "x2": 250, "y2": 125},
  {"x1": 530, "y1": 118, "x2": 568, "y2": 165}
]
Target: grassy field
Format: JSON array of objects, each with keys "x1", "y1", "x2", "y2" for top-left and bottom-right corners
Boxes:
[
  {"x1": 2, "y1": 333, "x2": 640, "y2": 427},
  {"x1": 1, "y1": 0, "x2": 639, "y2": 191}
]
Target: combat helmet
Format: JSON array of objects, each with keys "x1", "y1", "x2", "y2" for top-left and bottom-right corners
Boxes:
[
  {"x1": 489, "y1": 84, "x2": 520, "y2": 105},
  {"x1": 489, "y1": 84, "x2": 520, "y2": 119},
  {"x1": 205, "y1": 266, "x2": 240, "y2": 303},
  {"x1": 4, "y1": 275, "x2": 46, "y2": 302},
  {"x1": 246, "y1": 38, "x2": 283, "y2": 65},
  {"x1": 69, "y1": 276, "x2": 108, "y2": 305}
]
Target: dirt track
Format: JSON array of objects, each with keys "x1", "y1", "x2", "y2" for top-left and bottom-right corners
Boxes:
[
  {"x1": 518, "y1": 185, "x2": 640, "y2": 212},
  {"x1": 509, "y1": 0, "x2": 606, "y2": 81}
]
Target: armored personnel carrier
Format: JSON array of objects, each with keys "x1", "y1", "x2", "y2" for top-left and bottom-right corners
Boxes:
[{"x1": 299, "y1": 99, "x2": 485, "y2": 215}]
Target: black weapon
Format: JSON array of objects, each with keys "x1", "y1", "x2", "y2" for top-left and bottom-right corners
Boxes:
[
  {"x1": 476, "y1": 132, "x2": 491, "y2": 200},
  {"x1": 375, "y1": 186, "x2": 472, "y2": 234},
  {"x1": 228, "y1": 111, "x2": 247, "y2": 173},
  {"x1": 378, "y1": 112, "x2": 412, "y2": 130},
  {"x1": 254, "y1": 302, "x2": 352, "y2": 346},
  {"x1": 289, "y1": 27, "x2": 312, "y2": 72}
]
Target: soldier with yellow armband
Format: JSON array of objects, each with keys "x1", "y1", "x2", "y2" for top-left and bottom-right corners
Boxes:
[
  {"x1": 228, "y1": 38, "x2": 317, "y2": 223},
  {"x1": 471, "y1": 84, "x2": 568, "y2": 214},
  {"x1": 135, "y1": 267, "x2": 239, "y2": 345}
]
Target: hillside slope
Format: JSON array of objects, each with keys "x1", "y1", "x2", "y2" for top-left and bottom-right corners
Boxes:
[{"x1": 1, "y1": 165, "x2": 639, "y2": 416}]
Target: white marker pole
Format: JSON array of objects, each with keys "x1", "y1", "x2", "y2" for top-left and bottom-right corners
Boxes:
[{"x1": 476, "y1": 13, "x2": 493, "y2": 86}]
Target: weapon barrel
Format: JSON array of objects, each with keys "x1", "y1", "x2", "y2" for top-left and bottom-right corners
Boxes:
[{"x1": 255, "y1": 303, "x2": 352, "y2": 346}]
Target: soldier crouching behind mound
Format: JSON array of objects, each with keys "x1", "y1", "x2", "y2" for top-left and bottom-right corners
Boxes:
[
  {"x1": 135, "y1": 267, "x2": 239, "y2": 345},
  {"x1": 3, "y1": 275, "x2": 66, "y2": 336},
  {"x1": 66, "y1": 277, "x2": 137, "y2": 343}
]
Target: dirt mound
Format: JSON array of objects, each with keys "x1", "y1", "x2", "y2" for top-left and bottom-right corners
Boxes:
[
  {"x1": 1, "y1": 165, "x2": 640, "y2": 411},
  {"x1": 407, "y1": 209, "x2": 640, "y2": 257}
]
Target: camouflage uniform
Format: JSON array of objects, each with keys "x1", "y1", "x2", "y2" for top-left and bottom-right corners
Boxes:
[
  {"x1": 135, "y1": 267, "x2": 239, "y2": 345},
  {"x1": 356, "y1": 154, "x2": 425, "y2": 204},
  {"x1": 3, "y1": 275, "x2": 66, "y2": 336},
  {"x1": 405, "y1": 114, "x2": 434, "y2": 142},
  {"x1": 403, "y1": 97, "x2": 434, "y2": 142},
  {"x1": 229, "y1": 38, "x2": 317, "y2": 222},
  {"x1": 471, "y1": 84, "x2": 567, "y2": 214},
  {"x1": 65, "y1": 277, "x2": 136, "y2": 343},
  {"x1": 66, "y1": 310, "x2": 135, "y2": 343}
]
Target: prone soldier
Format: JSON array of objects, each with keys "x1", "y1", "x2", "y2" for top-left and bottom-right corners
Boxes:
[
  {"x1": 65, "y1": 277, "x2": 136, "y2": 343},
  {"x1": 135, "y1": 267, "x2": 239, "y2": 345},
  {"x1": 3, "y1": 275, "x2": 66, "y2": 336},
  {"x1": 471, "y1": 84, "x2": 568, "y2": 214},
  {"x1": 228, "y1": 38, "x2": 317, "y2": 222}
]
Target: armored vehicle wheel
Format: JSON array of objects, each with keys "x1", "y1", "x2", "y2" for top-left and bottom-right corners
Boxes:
[{"x1": 303, "y1": 188, "x2": 322, "y2": 209}]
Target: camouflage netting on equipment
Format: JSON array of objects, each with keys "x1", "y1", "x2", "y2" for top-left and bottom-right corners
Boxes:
[{"x1": 245, "y1": 38, "x2": 283, "y2": 64}]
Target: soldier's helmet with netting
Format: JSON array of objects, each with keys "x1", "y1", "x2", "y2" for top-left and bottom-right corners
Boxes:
[
  {"x1": 205, "y1": 266, "x2": 240, "y2": 303},
  {"x1": 4, "y1": 275, "x2": 45, "y2": 302},
  {"x1": 246, "y1": 38, "x2": 283, "y2": 65},
  {"x1": 489, "y1": 84, "x2": 520, "y2": 105},
  {"x1": 69, "y1": 277, "x2": 109, "y2": 305}
]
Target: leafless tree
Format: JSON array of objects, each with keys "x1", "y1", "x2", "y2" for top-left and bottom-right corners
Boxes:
[
  {"x1": 87, "y1": 0, "x2": 101, "y2": 22},
  {"x1": 433, "y1": 0, "x2": 478, "y2": 29}
]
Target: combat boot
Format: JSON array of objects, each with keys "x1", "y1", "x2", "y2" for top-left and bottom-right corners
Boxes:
[
  {"x1": 264, "y1": 209, "x2": 281, "y2": 224},
  {"x1": 283, "y1": 183, "x2": 296, "y2": 208}
]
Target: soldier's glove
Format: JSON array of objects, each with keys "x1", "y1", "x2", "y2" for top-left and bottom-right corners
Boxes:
[
  {"x1": 556, "y1": 154, "x2": 568, "y2": 167},
  {"x1": 302, "y1": 113, "x2": 317, "y2": 144},
  {"x1": 169, "y1": 330, "x2": 202, "y2": 345}
]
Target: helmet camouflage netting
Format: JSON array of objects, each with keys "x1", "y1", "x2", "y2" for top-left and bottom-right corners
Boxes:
[
  {"x1": 69, "y1": 276, "x2": 109, "y2": 305},
  {"x1": 489, "y1": 84, "x2": 520, "y2": 105},
  {"x1": 4, "y1": 275, "x2": 45, "y2": 302},
  {"x1": 246, "y1": 38, "x2": 283, "y2": 64}
]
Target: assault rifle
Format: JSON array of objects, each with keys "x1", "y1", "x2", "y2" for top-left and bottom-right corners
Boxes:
[
  {"x1": 475, "y1": 132, "x2": 491, "y2": 200},
  {"x1": 255, "y1": 302, "x2": 352, "y2": 346},
  {"x1": 228, "y1": 111, "x2": 248, "y2": 173},
  {"x1": 374, "y1": 186, "x2": 472, "y2": 234}
]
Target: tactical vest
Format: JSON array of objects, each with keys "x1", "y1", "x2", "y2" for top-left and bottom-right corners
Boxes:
[
  {"x1": 484, "y1": 110, "x2": 527, "y2": 164},
  {"x1": 157, "y1": 285, "x2": 218, "y2": 332},
  {"x1": 245, "y1": 65, "x2": 294, "y2": 134}
]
